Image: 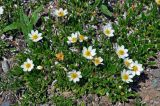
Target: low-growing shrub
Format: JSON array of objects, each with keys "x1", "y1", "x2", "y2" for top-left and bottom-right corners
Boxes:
[{"x1": 0, "y1": 0, "x2": 160, "y2": 105}]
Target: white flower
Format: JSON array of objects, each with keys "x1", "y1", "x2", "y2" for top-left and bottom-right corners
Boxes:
[
  {"x1": 103, "y1": 23, "x2": 114, "y2": 37},
  {"x1": 55, "y1": 61, "x2": 59, "y2": 65},
  {"x1": 0, "y1": 6, "x2": 4, "y2": 15},
  {"x1": 155, "y1": 0, "x2": 160, "y2": 5},
  {"x1": 67, "y1": 32, "x2": 78, "y2": 44},
  {"x1": 119, "y1": 86, "x2": 122, "y2": 89},
  {"x1": 93, "y1": 57, "x2": 103, "y2": 66},
  {"x1": 82, "y1": 46, "x2": 96, "y2": 59},
  {"x1": 121, "y1": 69, "x2": 134, "y2": 83},
  {"x1": 77, "y1": 31, "x2": 88, "y2": 42},
  {"x1": 54, "y1": 8, "x2": 68, "y2": 17},
  {"x1": 116, "y1": 45, "x2": 128, "y2": 59},
  {"x1": 124, "y1": 58, "x2": 133, "y2": 68},
  {"x1": 21, "y1": 58, "x2": 34, "y2": 72},
  {"x1": 130, "y1": 61, "x2": 143, "y2": 76},
  {"x1": 67, "y1": 70, "x2": 82, "y2": 83},
  {"x1": 123, "y1": 12, "x2": 127, "y2": 19},
  {"x1": 29, "y1": 30, "x2": 43, "y2": 42},
  {"x1": 106, "y1": 92, "x2": 109, "y2": 96},
  {"x1": 128, "y1": 88, "x2": 132, "y2": 92},
  {"x1": 37, "y1": 66, "x2": 43, "y2": 70}
]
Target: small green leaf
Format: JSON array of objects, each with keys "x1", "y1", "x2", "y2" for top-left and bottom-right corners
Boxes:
[
  {"x1": 30, "y1": 5, "x2": 43, "y2": 25},
  {"x1": 147, "y1": 61, "x2": 157, "y2": 66},
  {"x1": 19, "y1": 8, "x2": 32, "y2": 36},
  {"x1": 94, "y1": 0, "x2": 101, "y2": 7},
  {"x1": 2, "y1": 22, "x2": 19, "y2": 33},
  {"x1": 100, "y1": 5, "x2": 112, "y2": 17}
]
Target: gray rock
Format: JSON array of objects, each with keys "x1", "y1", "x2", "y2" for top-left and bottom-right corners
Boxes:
[
  {"x1": 150, "y1": 69, "x2": 160, "y2": 78},
  {"x1": 152, "y1": 78, "x2": 160, "y2": 91},
  {"x1": 87, "y1": 94, "x2": 94, "y2": 103},
  {"x1": 1, "y1": 101, "x2": 10, "y2": 106},
  {"x1": 40, "y1": 104, "x2": 50, "y2": 106},
  {"x1": 152, "y1": 79, "x2": 158, "y2": 88},
  {"x1": 1, "y1": 57, "x2": 10, "y2": 73}
]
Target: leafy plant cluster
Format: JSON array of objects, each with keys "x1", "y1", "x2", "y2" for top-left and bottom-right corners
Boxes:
[{"x1": 0, "y1": 0, "x2": 160, "y2": 105}]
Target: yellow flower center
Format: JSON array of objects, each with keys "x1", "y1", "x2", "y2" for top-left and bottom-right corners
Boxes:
[
  {"x1": 94, "y1": 58, "x2": 100, "y2": 65},
  {"x1": 58, "y1": 11, "x2": 64, "y2": 17},
  {"x1": 71, "y1": 73, "x2": 78, "y2": 79},
  {"x1": 156, "y1": 0, "x2": 160, "y2": 5},
  {"x1": 118, "y1": 50, "x2": 125, "y2": 55},
  {"x1": 85, "y1": 50, "x2": 91, "y2": 57},
  {"x1": 79, "y1": 35, "x2": 85, "y2": 41},
  {"x1": 132, "y1": 65, "x2": 138, "y2": 72},
  {"x1": 105, "y1": 29, "x2": 111, "y2": 35},
  {"x1": 71, "y1": 37, "x2": 77, "y2": 43},
  {"x1": 122, "y1": 74, "x2": 129, "y2": 80},
  {"x1": 25, "y1": 63, "x2": 31, "y2": 69},
  {"x1": 124, "y1": 61, "x2": 130, "y2": 67},
  {"x1": 32, "y1": 34, "x2": 38, "y2": 40}
]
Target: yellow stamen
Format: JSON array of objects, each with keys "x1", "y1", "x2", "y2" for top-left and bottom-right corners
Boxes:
[
  {"x1": 105, "y1": 29, "x2": 111, "y2": 35},
  {"x1": 79, "y1": 35, "x2": 85, "y2": 41},
  {"x1": 85, "y1": 50, "x2": 91, "y2": 57},
  {"x1": 124, "y1": 61, "x2": 130, "y2": 67},
  {"x1": 58, "y1": 11, "x2": 64, "y2": 17},
  {"x1": 71, "y1": 37, "x2": 77, "y2": 43},
  {"x1": 155, "y1": 0, "x2": 160, "y2": 5},
  {"x1": 71, "y1": 73, "x2": 78, "y2": 79},
  {"x1": 32, "y1": 34, "x2": 38, "y2": 40},
  {"x1": 118, "y1": 50, "x2": 125, "y2": 55},
  {"x1": 132, "y1": 66, "x2": 138, "y2": 72},
  {"x1": 25, "y1": 63, "x2": 31, "y2": 69},
  {"x1": 94, "y1": 58, "x2": 100, "y2": 65},
  {"x1": 122, "y1": 74, "x2": 129, "y2": 80}
]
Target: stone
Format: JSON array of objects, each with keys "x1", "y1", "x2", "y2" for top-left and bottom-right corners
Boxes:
[
  {"x1": 144, "y1": 95, "x2": 150, "y2": 102},
  {"x1": 0, "y1": 97, "x2": 3, "y2": 104},
  {"x1": 87, "y1": 94, "x2": 94, "y2": 103},
  {"x1": 1, "y1": 101, "x2": 10, "y2": 106},
  {"x1": 1, "y1": 58, "x2": 10, "y2": 73},
  {"x1": 62, "y1": 91, "x2": 73, "y2": 98},
  {"x1": 150, "y1": 69, "x2": 160, "y2": 78}
]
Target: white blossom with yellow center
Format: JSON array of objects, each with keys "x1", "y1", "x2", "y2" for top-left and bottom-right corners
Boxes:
[
  {"x1": 54, "y1": 8, "x2": 68, "y2": 17},
  {"x1": 103, "y1": 23, "x2": 114, "y2": 37},
  {"x1": 82, "y1": 46, "x2": 96, "y2": 59},
  {"x1": 29, "y1": 30, "x2": 42, "y2": 42},
  {"x1": 67, "y1": 32, "x2": 78, "y2": 44},
  {"x1": 21, "y1": 58, "x2": 34, "y2": 72},
  {"x1": 67, "y1": 70, "x2": 82, "y2": 83},
  {"x1": 121, "y1": 69, "x2": 134, "y2": 83},
  {"x1": 93, "y1": 57, "x2": 103, "y2": 66},
  {"x1": 116, "y1": 45, "x2": 128, "y2": 59},
  {"x1": 124, "y1": 58, "x2": 133, "y2": 68},
  {"x1": 155, "y1": 0, "x2": 160, "y2": 5},
  {"x1": 77, "y1": 31, "x2": 88, "y2": 42},
  {"x1": 130, "y1": 61, "x2": 143, "y2": 76}
]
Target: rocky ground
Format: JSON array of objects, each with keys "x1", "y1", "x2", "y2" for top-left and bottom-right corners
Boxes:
[{"x1": 138, "y1": 52, "x2": 160, "y2": 106}]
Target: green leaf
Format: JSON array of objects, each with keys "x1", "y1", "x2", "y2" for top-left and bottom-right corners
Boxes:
[
  {"x1": 2, "y1": 22, "x2": 19, "y2": 33},
  {"x1": 94, "y1": 0, "x2": 101, "y2": 7},
  {"x1": 100, "y1": 5, "x2": 112, "y2": 17},
  {"x1": 30, "y1": 5, "x2": 43, "y2": 25},
  {"x1": 19, "y1": 8, "x2": 32, "y2": 36},
  {"x1": 147, "y1": 61, "x2": 157, "y2": 66}
]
